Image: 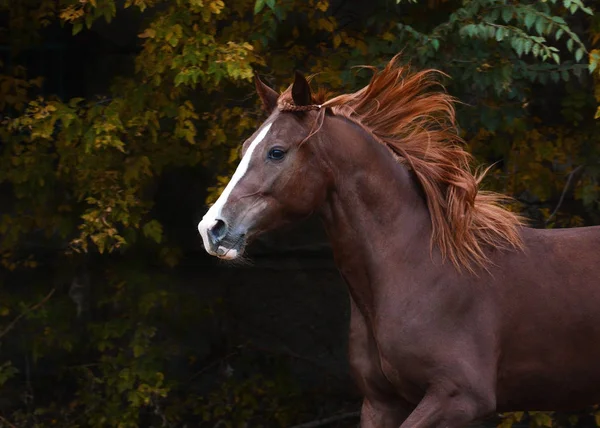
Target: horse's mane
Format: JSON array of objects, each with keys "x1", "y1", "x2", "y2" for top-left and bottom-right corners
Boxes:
[{"x1": 278, "y1": 55, "x2": 525, "y2": 273}]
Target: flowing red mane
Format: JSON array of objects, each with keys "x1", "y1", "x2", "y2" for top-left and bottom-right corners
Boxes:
[{"x1": 278, "y1": 55, "x2": 525, "y2": 273}]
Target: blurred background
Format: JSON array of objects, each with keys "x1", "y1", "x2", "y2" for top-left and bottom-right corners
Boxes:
[{"x1": 0, "y1": 0, "x2": 599, "y2": 426}]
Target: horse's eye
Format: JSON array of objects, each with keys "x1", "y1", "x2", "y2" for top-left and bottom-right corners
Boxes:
[{"x1": 268, "y1": 147, "x2": 286, "y2": 161}]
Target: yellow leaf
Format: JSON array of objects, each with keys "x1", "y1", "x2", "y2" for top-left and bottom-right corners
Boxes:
[
  {"x1": 317, "y1": 17, "x2": 334, "y2": 33},
  {"x1": 333, "y1": 34, "x2": 341, "y2": 48},
  {"x1": 316, "y1": 0, "x2": 329, "y2": 12},
  {"x1": 382, "y1": 32, "x2": 395, "y2": 41},
  {"x1": 228, "y1": 148, "x2": 239, "y2": 164},
  {"x1": 138, "y1": 28, "x2": 156, "y2": 39},
  {"x1": 356, "y1": 40, "x2": 368, "y2": 55}
]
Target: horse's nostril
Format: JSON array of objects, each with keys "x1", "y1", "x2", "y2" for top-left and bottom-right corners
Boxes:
[{"x1": 208, "y1": 219, "x2": 228, "y2": 243}]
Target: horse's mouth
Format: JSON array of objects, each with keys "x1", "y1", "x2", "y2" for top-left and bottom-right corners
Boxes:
[{"x1": 214, "y1": 234, "x2": 246, "y2": 260}]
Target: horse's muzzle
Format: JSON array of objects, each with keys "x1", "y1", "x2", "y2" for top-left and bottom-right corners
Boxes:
[{"x1": 198, "y1": 217, "x2": 246, "y2": 260}]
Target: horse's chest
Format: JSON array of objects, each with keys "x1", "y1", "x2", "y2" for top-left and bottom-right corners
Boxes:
[
  {"x1": 367, "y1": 319, "x2": 435, "y2": 404},
  {"x1": 377, "y1": 349, "x2": 427, "y2": 405}
]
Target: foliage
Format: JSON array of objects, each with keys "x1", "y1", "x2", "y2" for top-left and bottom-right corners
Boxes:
[{"x1": 0, "y1": 0, "x2": 600, "y2": 425}]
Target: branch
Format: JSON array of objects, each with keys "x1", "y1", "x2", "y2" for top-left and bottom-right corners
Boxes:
[
  {"x1": 188, "y1": 349, "x2": 240, "y2": 382},
  {"x1": 545, "y1": 165, "x2": 585, "y2": 225},
  {"x1": 288, "y1": 411, "x2": 360, "y2": 428},
  {"x1": 0, "y1": 414, "x2": 18, "y2": 428},
  {"x1": 0, "y1": 288, "x2": 56, "y2": 340}
]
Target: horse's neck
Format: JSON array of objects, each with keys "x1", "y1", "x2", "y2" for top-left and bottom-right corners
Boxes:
[{"x1": 317, "y1": 122, "x2": 436, "y2": 315}]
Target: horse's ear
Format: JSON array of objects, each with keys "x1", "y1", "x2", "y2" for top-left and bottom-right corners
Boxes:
[
  {"x1": 292, "y1": 70, "x2": 312, "y2": 106},
  {"x1": 254, "y1": 73, "x2": 279, "y2": 113}
]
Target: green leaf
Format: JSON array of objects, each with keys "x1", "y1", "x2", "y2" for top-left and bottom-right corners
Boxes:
[
  {"x1": 142, "y1": 220, "x2": 163, "y2": 244},
  {"x1": 524, "y1": 12, "x2": 536, "y2": 30},
  {"x1": 489, "y1": 8, "x2": 500, "y2": 22},
  {"x1": 555, "y1": 28, "x2": 564, "y2": 40},
  {"x1": 580, "y1": 5, "x2": 593, "y2": 15},
  {"x1": 254, "y1": 0, "x2": 266, "y2": 14},
  {"x1": 566, "y1": 38, "x2": 574, "y2": 52},
  {"x1": 496, "y1": 27, "x2": 504, "y2": 41},
  {"x1": 575, "y1": 48, "x2": 583, "y2": 62},
  {"x1": 73, "y1": 22, "x2": 83, "y2": 36},
  {"x1": 133, "y1": 344, "x2": 145, "y2": 357},
  {"x1": 431, "y1": 39, "x2": 440, "y2": 51},
  {"x1": 501, "y1": 7, "x2": 513, "y2": 23},
  {"x1": 265, "y1": 0, "x2": 275, "y2": 10},
  {"x1": 524, "y1": 39, "x2": 533, "y2": 55},
  {"x1": 515, "y1": 39, "x2": 524, "y2": 57},
  {"x1": 535, "y1": 17, "x2": 545, "y2": 35}
]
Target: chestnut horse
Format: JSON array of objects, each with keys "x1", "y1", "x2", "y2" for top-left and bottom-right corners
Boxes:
[{"x1": 197, "y1": 56, "x2": 600, "y2": 427}]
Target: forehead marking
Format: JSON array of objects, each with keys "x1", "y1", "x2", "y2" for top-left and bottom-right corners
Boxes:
[{"x1": 203, "y1": 122, "x2": 273, "y2": 220}]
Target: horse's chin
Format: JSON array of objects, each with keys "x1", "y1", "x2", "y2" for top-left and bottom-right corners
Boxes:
[
  {"x1": 214, "y1": 237, "x2": 246, "y2": 260},
  {"x1": 216, "y1": 247, "x2": 242, "y2": 260}
]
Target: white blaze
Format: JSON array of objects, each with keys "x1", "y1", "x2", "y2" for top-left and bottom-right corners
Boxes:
[{"x1": 198, "y1": 123, "x2": 273, "y2": 256}]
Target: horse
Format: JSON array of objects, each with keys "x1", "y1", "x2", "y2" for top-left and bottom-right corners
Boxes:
[{"x1": 197, "y1": 55, "x2": 600, "y2": 427}]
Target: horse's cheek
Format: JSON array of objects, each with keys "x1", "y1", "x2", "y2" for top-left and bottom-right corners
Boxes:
[{"x1": 295, "y1": 171, "x2": 326, "y2": 212}]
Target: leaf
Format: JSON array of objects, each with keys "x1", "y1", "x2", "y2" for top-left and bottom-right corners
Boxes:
[
  {"x1": 138, "y1": 28, "x2": 156, "y2": 38},
  {"x1": 555, "y1": 28, "x2": 564, "y2": 40},
  {"x1": 333, "y1": 34, "x2": 341, "y2": 48},
  {"x1": 495, "y1": 28, "x2": 504, "y2": 42},
  {"x1": 567, "y1": 38, "x2": 574, "y2": 52},
  {"x1": 575, "y1": 48, "x2": 583, "y2": 62},
  {"x1": 589, "y1": 51, "x2": 600, "y2": 73},
  {"x1": 515, "y1": 39, "x2": 524, "y2": 57},
  {"x1": 142, "y1": 220, "x2": 163, "y2": 244},
  {"x1": 254, "y1": 0, "x2": 265, "y2": 14},
  {"x1": 72, "y1": 22, "x2": 83, "y2": 35},
  {"x1": 501, "y1": 7, "x2": 513, "y2": 23},
  {"x1": 489, "y1": 8, "x2": 500, "y2": 22},
  {"x1": 133, "y1": 344, "x2": 145, "y2": 357},
  {"x1": 535, "y1": 17, "x2": 545, "y2": 35},
  {"x1": 524, "y1": 12, "x2": 536, "y2": 30},
  {"x1": 524, "y1": 39, "x2": 533, "y2": 55},
  {"x1": 265, "y1": 0, "x2": 275, "y2": 10}
]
